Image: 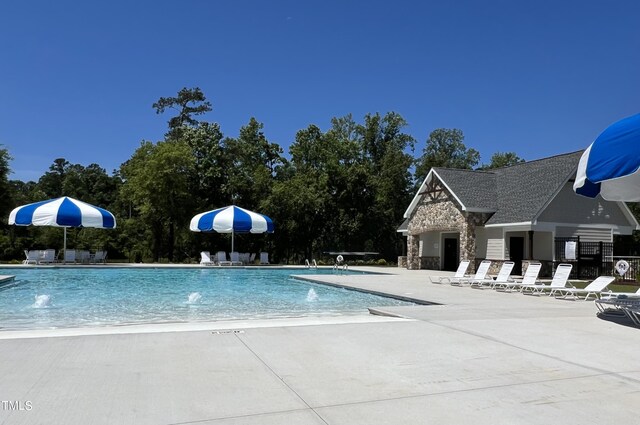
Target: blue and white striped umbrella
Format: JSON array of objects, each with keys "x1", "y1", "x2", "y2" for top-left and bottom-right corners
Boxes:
[
  {"x1": 190, "y1": 205, "x2": 274, "y2": 252},
  {"x1": 574, "y1": 113, "x2": 640, "y2": 201},
  {"x1": 8, "y1": 196, "x2": 116, "y2": 256},
  {"x1": 9, "y1": 196, "x2": 116, "y2": 229}
]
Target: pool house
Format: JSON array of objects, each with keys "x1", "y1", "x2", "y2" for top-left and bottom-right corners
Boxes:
[{"x1": 398, "y1": 151, "x2": 639, "y2": 277}]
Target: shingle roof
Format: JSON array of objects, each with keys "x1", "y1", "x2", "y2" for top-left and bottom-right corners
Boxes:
[
  {"x1": 487, "y1": 151, "x2": 584, "y2": 224},
  {"x1": 433, "y1": 168, "x2": 497, "y2": 211},
  {"x1": 429, "y1": 151, "x2": 584, "y2": 225}
]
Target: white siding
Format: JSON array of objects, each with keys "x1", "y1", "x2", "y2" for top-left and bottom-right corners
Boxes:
[
  {"x1": 483, "y1": 227, "x2": 504, "y2": 260},
  {"x1": 486, "y1": 239, "x2": 504, "y2": 260},
  {"x1": 556, "y1": 227, "x2": 612, "y2": 242}
]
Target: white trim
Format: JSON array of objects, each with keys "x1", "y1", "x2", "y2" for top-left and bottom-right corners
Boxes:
[
  {"x1": 484, "y1": 222, "x2": 532, "y2": 228},
  {"x1": 403, "y1": 170, "x2": 432, "y2": 218},
  {"x1": 538, "y1": 221, "x2": 635, "y2": 234},
  {"x1": 487, "y1": 221, "x2": 635, "y2": 236},
  {"x1": 465, "y1": 208, "x2": 496, "y2": 213},
  {"x1": 403, "y1": 169, "x2": 467, "y2": 219}
]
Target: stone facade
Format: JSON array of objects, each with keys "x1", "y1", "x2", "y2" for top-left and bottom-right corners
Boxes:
[
  {"x1": 406, "y1": 187, "x2": 489, "y2": 271},
  {"x1": 420, "y1": 256, "x2": 440, "y2": 270}
]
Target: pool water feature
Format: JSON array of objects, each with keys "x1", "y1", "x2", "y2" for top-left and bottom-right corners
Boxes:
[{"x1": 0, "y1": 268, "x2": 413, "y2": 330}]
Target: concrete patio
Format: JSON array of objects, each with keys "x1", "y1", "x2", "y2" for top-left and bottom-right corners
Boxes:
[{"x1": 0, "y1": 267, "x2": 638, "y2": 425}]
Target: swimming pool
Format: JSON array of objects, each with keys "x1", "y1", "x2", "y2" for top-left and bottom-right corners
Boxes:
[{"x1": 0, "y1": 267, "x2": 413, "y2": 330}]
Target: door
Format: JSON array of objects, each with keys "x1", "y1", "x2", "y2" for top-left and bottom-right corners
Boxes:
[
  {"x1": 443, "y1": 238, "x2": 458, "y2": 271},
  {"x1": 510, "y1": 237, "x2": 524, "y2": 275}
]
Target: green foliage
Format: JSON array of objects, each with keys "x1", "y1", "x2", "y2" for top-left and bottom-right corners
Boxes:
[
  {"x1": 222, "y1": 118, "x2": 283, "y2": 207},
  {"x1": 479, "y1": 152, "x2": 525, "y2": 169},
  {"x1": 180, "y1": 122, "x2": 226, "y2": 209},
  {"x1": 37, "y1": 158, "x2": 69, "y2": 198},
  {"x1": 0, "y1": 87, "x2": 529, "y2": 264},
  {"x1": 0, "y1": 146, "x2": 13, "y2": 221},
  {"x1": 120, "y1": 140, "x2": 195, "y2": 261},
  {"x1": 414, "y1": 128, "x2": 480, "y2": 182},
  {"x1": 153, "y1": 87, "x2": 212, "y2": 132},
  {"x1": 0, "y1": 153, "x2": 122, "y2": 261}
]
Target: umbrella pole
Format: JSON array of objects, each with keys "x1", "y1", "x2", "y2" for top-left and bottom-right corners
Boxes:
[
  {"x1": 63, "y1": 227, "x2": 67, "y2": 264},
  {"x1": 232, "y1": 231, "x2": 234, "y2": 253}
]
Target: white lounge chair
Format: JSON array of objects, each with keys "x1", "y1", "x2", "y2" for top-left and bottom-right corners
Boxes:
[
  {"x1": 452, "y1": 260, "x2": 491, "y2": 286},
  {"x1": 229, "y1": 251, "x2": 243, "y2": 266},
  {"x1": 624, "y1": 306, "x2": 640, "y2": 326},
  {"x1": 554, "y1": 276, "x2": 616, "y2": 300},
  {"x1": 77, "y1": 250, "x2": 91, "y2": 264},
  {"x1": 38, "y1": 249, "x2": 56, "y2": 264},
  {"x1": 259, "y1": 252, "x2": 269, "y2": 265},
  {"x1": 216, "y1": 251, "x2": 232, "y2": 266},
  {"x1": 522, "y1": 263, "x2": 572, "y2": 296},
  {"x1": 495, "y1": 262, "x2": 542, "y2": 292},
  {"x1": 471, "y1": 261, "x2": 514, "y2": 289},
  {"x1": 23, "y1": 250, "x2": 39, "y2": 265},
  {"x1": 63, "y1": 249, "x2": 77, "y2": 264},
  {"x1": 595, "y1": 290, "x2": 640, "y2": 315},
  {"x1": 93, "y1": 250, "x2": 107, "y2": 264},
  {"x1": 429, "y1": 260, "x2": 471, "y2": 284},
  {"x1": 248, "y1": 253, "x2": 256, "y2": 264},
  {"x1": 200, "y1": 251, "x2": 215, "y2": 265}
]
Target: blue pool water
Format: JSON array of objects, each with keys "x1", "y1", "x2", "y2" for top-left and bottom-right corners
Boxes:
[{"x1": 0, "y1": 268, "x2": 412, "y2": 330}]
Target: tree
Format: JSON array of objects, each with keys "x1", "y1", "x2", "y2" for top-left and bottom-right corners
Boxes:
[
  {"x1": 414, "y1": 128, "x2": 479, "y2": 182},
  {"x1": 0, "y1": 146, "x2": 12, "y2": 219},
  {"x1": 178, "y1": 122, "x2": 226, "y2": 209},
  {"x1": 38, "y1": 158, "x2": 70, "y2": 198},
  {"x1": 356, "y1": 112, "x2": 416, "y2": 258},
  {"x1": 222, "y1": 118, "x2": 283, "y2": 208},
  {"x1": 120, "y1": 140, "x2": 195, "y2": 261},
  {"x1": 270, "y1": 125, "x2": 333, "y2": 260},
  {"x1": 479, "y1": 152, "x2": 525, "y2": 169},
  {"x1": 153, "y1": 87, "x2": 212, "y2": 133}
]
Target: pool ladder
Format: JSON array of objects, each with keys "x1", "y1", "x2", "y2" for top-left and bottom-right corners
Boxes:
[
  {"x1": 333, "y1": 262, "x2": 348, "y2": 273},
  {"x1": 305, "y1": 259, "x2": 318, "y2": 269}
]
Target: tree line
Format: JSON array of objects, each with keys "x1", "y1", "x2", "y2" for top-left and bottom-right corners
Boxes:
[{"x1": 0, "y1": 88, "x2": 526, "y2": 264}]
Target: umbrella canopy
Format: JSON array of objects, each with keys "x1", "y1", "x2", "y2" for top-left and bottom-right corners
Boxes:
[
  {"x1": 574, "y1": 113, "x2": 640, "y2": 201},
  {"x1": 8, "y1": 196, "x2": 117, "y2": 256},
  {"x1": 189, "y1": 205, "x2": 274, "y2": 252}
]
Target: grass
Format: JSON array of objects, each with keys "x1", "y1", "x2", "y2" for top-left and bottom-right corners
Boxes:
[{"x1": 569, "y1": 280, "x2": 639, "y2": 293}]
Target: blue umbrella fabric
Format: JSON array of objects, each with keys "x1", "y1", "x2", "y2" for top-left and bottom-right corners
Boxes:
[
  {"x1": 574, "y1": 113, "x2": 640, "y2": 201},
  {"x1": 9, "y1": 196, "x2": 116, "y2": 229},
  {"x1": 190, "y1": 205, "x2": 274, "y2": 234},
  {"x1": 8, "y1": 196, "x2": 117, "y2": 257},
  {"x1": 189, "y1": 205, "x2": 274, "y2": 252}
]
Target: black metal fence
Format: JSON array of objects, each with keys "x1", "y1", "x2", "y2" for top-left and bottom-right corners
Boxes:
[{"x1": 554, "y1": 237, "x2": 614, "y2": 279}]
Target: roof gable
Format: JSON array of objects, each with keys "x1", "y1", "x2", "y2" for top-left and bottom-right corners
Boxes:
[
  {"x1": 404, "y1": 151, "x2": 586, "y2": 225},
  {"x1": 486, "y1": 151, "x2": 584, "y2": 225}
]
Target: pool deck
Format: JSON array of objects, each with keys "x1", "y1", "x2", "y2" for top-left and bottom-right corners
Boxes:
[{"x1": 1, "y1": 266, "x2": 639, "y2": 424}]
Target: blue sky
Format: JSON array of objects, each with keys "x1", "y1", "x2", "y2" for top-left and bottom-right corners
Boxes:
[{"x1": 1, "y1": 0, "x2": 638, "y2": 181}]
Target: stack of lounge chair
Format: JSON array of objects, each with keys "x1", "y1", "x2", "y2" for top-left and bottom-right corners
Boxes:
[
  {"x1": 451, "y1": 260, "x2": 492, "y2": 286},
  {"x1": 429, "y1": 260, "x2": 471, "y2": 284},
  {"x1": 470, "y1": 261, "x2": 514, "y2": 289}
]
